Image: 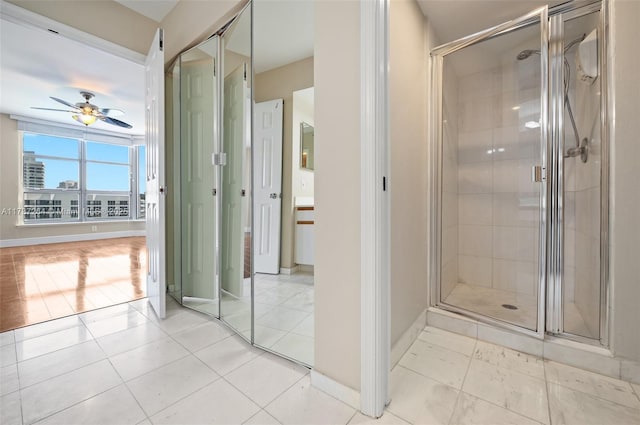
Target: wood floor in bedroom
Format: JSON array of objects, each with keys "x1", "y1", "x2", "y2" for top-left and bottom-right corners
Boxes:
[{"x1": 0, "y1": 237, "x2": 146, "y2": 332}]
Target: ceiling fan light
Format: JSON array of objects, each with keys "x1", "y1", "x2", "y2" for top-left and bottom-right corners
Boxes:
[{"x1": 72, "y1": 114, "x2": 97, "y2": 126}]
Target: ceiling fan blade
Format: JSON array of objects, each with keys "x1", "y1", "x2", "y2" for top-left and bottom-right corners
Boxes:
[
  {"x1": 100, "y1": 116, "x2": 133, "y2": 129},
  {"x1": 31, "y1": 107, "x2": 78, "y2": 113},
  {"x1": 99, "y1": 108, "x2": 125, "y2": 117},
  {"x1": 50, "y1": 96, "x2": 81, "y2": 110}
]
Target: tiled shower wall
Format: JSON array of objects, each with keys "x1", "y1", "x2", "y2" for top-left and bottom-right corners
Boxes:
[
  {"x1": 454, "y1": 61, "x2": 540, "y2": 297},
  {"x1": 564, "y1": 50, "x2": 602, "y2": 337},
  {"x1": 441, "y1": 60, "x2": 459, "y2": 300}
]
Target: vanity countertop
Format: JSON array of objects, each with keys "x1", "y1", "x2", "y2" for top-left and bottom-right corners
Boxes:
[{"x1": 295, "y1": 197, "x2": 314, "y2": 207}]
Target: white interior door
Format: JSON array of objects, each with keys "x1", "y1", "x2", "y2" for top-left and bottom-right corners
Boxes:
[
  {"x1": 145, "y1": 28, "x2": 166, "y2": 319},
  {"x1": 181, "y1": 52, "x2": 217, "y2": 300},
  {"x1": 254, "y1": 99, "x2": 283, "y2": 274},
  {"x1": 221, "y1": 64, "x2": 247, "y2": 297}
]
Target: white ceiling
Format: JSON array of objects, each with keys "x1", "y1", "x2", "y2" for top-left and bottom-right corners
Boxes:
[
  {"x1": 253, "y1": 0, "x2": 313, "y2": 73},
  {"x1": 0, "y1": 18, "x2": 145, "y2": 135},
  {"x1": 114, "y1": 0, "x2": 179, "y2": 23}
]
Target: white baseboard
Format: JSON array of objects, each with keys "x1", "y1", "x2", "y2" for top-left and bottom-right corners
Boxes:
[
  {"x1": 391, "y1": 308, "x2": 427, "y2": 368},
  {"x1": 0, "y1": 230, "x2": 145, "y2": 248},
  {"x1": 279, "y1": 266, "x2": 299, "y2": 275},
  {"x1": 310, "y1": 370, "x2": 360, "y2": 411}
]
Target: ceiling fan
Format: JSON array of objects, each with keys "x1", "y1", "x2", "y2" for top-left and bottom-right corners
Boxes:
[{"x1": 32, "y1": 91, "x2": 132, "y2": 129}]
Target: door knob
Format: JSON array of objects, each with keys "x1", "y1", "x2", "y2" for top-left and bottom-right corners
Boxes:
[{"x1": 270, "y1": 193, "x2": 278, "y2": 199}]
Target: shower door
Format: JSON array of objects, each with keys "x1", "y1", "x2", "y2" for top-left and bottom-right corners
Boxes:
[
  {"x1": 433, "y1": 3, "x2": 608, "y2": 343},
  {"x1": 433, "y1": 7, "x2": 548, "y2": 336}
]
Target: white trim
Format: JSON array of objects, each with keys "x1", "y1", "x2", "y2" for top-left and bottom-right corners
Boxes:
[
  {"x1": 391, "y1": 309, "x2": 427, "y2": 368},
  {"x1": 0, "y1": 0, "x2": 146, "y2": 65},
  {"x1": 310, "y1": 370, "x2": 361, "y2": 410},
  {"x1": 12, "y1": 115, "x2": 144, "y2": 142},
  {"x1": 278, "y1": 266, "x2": 299, "y2": 275},
  {"x1": 0, "y1": 230, "x2": 145, "y2": 248},
  {"x1": 360, "y1": 0, "x2": 390, "y2": 418}
]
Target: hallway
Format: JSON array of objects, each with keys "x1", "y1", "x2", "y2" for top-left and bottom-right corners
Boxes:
[{"x1": 1, "y1": 298, "x2": 638, "y2": 424}]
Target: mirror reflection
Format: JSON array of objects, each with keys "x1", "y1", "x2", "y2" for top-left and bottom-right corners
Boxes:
[
  {"x1": 220, "y1": 6, "x2": 253, "y2": 338},
  {"x1": 179, "y1": 38, "x2": 220, "y2": 317},
  {"x1": 300, "y1": 122, "x2": 314, "y2": 171},
  {"x1": 253, "y1": 0, "x2": 315, "y2": 365}
]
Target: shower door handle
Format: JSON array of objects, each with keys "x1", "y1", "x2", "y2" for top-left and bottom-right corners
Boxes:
[{"x1": 532, "y1": 165, "x2": 545, "y2": 183}]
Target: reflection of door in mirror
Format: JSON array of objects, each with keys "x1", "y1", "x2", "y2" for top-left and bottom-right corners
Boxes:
[
  {"x1": 220, "y1": 4, "x2": 253, "y2": 339},
  {"x1": 253, "y1": 0, "x2": 315, "y2": 365},
  {"x1": 179, "y1": 38, "x2": 219, "y2": 317}
]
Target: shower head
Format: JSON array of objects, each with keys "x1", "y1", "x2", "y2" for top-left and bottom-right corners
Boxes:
[{"x1": 516, "y1": 49, "x2": 540, "y2": 60}]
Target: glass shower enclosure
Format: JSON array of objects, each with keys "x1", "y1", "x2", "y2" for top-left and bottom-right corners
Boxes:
[{"x1": 432, "y1": 1, "x2": 608, "y2": 344}]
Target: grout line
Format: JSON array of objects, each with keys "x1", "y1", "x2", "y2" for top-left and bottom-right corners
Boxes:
[
  {"x1": 446, "y1": 338, "x2": 477, "y2": 425},
  {"x1": 543, "y1": 359, "x2": 554, "y2": 425}
]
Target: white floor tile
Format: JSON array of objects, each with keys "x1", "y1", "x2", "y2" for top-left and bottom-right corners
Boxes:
[
  {"x1": 256, "y1": 307, "x2": 308, "y2": 333},
  {"x1": 14, "y1": 316, "x2": 83, "y2": 342},
  {"x1": 109, "y1": 337, "x2": 189, "y2": 381},
  {"x1": 387, "y1": 366, "x2": 459, "y2": 425},
  {"x1": 20, "y1": 359, "x2": 121, "y2": 425},
  {"x1": 1, "y1": 390, "x2": 22, "y2": 425},
  {"x1": 18, "y1": 340, "x2": 106, "y2": 388},
  {"x1": 94, "y1": 322, "x2": 167, "y2": 357},
  {"x1": 84, "y1": 310, "x2": 148, "y2": 339},
  {"x1": 225, "y1": 353, "x2": 307, "y2": 407},
  {"x1": 633, "y1": 383, "x2": 640, "y2": 400},
  {"x1": 418, "y1": 327, "x2": 476, "y2": 356},
  {"x1": 348, "y1": 411, "x2": 410, "y2": 424},
  {"x1": 194, "y1": 335, "x2": 261, "y2": 376},
  {"x1": 280, "y1": 291, "x2": 314, "y2": 313},
  {"x1": 135, "y1": 420, "x2": 152, "y2": 425},
  {"x1": 16, "y1": 326, "x2": 93, "y2": 362},
  {"x1": 266, "y1": 376, "x2": 355, "y2": 425},
  {"x1": 1, "y1": 344, "x2": 17, "y2": 367},
  {"x1": 34, "y1": 385, "x2": 146, "y2": 425},
  {"x1": 150, "y1": 379, "x2": 260, "y2": 425},
  {"x1": 251, "y1": 326, "x2": 288, "y2": 348},
  {"x1": 1, "y1": 364, "x2": 19, "y2": 396},
  {"x1": 472, "y1": 340, "x2": 545, "y2": 379},
  {"x1": 462, "y1": 359, "x2": 549, "y2": 424},
  {"x1": 545, "y1": 361, "x2": 640, "y2": 409},
  {"x1": 290, "y1": 315, "x2": 314, "y2": 338},
  {"x1": 151, "y1": 310, "x2": 209, "y2": 335},
  {"x1": 171, "y1": 320, "x2": 233, "y2": 352},
  {"x1": 0, "y1": 331, "x2": 15, "y2": 347},
  {"x1": 398, "y1": 339, "x2": 470, "y2": 388},
  {"x1": 126, "y1": 355, "x2": 219, "y2": 416},
  {"x1": 243, "y1": 410, "x2": 282, "y2": 425},
  {"x1": 79, "y1": 303, "x2": 136, "y2": 324},
  {"x1": 449, "y1": 392, "x2": 542, "y2": 425},
  {"x1": 548, "y1": 382, "x2": 640, "y2": 425},
  {"x1": 269, "y1": 333, "x2": 314, "y2": 366}
]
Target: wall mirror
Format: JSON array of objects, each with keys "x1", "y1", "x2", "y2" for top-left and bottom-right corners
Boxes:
[
  {"x1": 253, "y1": 0, "x2": 314, "y2": 366},
  {"x1": 219, "y1": 4, "x2": 253, "y2": 339},
  {"x1": 300, "y1": 122, "x2": 314, "y2": 171}
]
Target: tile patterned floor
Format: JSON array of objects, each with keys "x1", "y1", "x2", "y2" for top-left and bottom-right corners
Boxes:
[
  {"x1": 181, "y1": 272, "x2": 315, "y2": 366},
  {"x1": 1, "y1": 298, "x2": 638, "y2": 425},
  {"x1": 0, "y1": 237, "x2": 147, "y2": 332}
]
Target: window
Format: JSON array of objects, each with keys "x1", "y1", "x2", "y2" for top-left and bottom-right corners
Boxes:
[{"x1": 22, "y1": 132, "x2": 145, "y2": 223}]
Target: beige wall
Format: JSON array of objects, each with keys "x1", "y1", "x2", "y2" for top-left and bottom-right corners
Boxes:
[
  {"x1": 389, "y1": 0, "x2": 429, "y2": 348},
  {"x1": 6, "y1": 0, "x2": 158, "y2": 55},
  {"x1": 255, "y1": 57, "x2": 314, "y2": 269},
  {"x1": 0, "y1": 114, "x2": 145, "y2": 243},
  {"x1": 160, "y1": 0, "x2": 245, "y2": 66},
  {"x1": 314, "y1": 0, "x2": 361, "y2": 391},
  {"x1": 611, "y1": 0, "x2": 640, "y2": 363}
]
